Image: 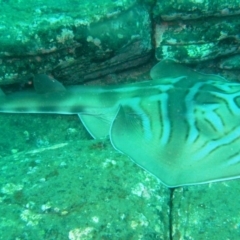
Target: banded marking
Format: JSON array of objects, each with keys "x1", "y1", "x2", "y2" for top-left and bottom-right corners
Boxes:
[
  {"x1": 196, "y1": 104, "x2": 224, "y2": 134},
  {"x1": 152, "y1": 93, "x2": 170, "y2": 145},
  {"x1": 127, "y1": 97, "x2": 153, "y2": 141},
  {"x1": 211, "y1": 91, "x2": 240, "y2": 116},
  {"x1": 185, "y1": 82, "x2": 205, "y2": 144},
  {"x1": 127, "y1": 92, "x2": 172, "y2": 144},
  {"x1": 226, "y1": 154, "x2": 240, "y2": 166},
  {"x1": 192, "y1": 126, "x2": 240, "y2": 162}
]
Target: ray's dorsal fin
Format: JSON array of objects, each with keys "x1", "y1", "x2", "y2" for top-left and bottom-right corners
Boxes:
[{"x1": 33, "y1": 74, "x2": 66, "y2": 94}]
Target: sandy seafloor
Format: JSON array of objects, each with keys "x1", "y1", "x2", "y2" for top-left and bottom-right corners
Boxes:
[
  {"x1": 1, "y1": 89, "x2": 240, "y2": 239},
  {"x1": 0, "y1": 114, "x2": 170, "y2": 240}
]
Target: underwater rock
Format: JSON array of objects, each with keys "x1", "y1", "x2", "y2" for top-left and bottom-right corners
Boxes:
[
  {"x1": 154, "y1": 14, "x2": 240, "y2": 63},
  {"x1": 172, "y1": 182, "x2": 240, "y2": 239},
  {"x1": 0, "y1": 1, "x2": 152, "y2": 85},
  {"x1": 154, "y1": 0, "x2": 240, "y2": 20},
  {"x1": 1, "y1": 0, "x2": 240, "y2": 85},
  {"x1": 153, "y1": 0, "x2": 240, "y2": 67},
  {"x1": 219, "y1": 54, "x2": 240, "y2": 69}
]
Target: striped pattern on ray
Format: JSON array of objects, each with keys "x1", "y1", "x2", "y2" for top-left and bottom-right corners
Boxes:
[
  {"x1": 1, "y1": 60, "x2": 240, "y2": 187},
  {"x1": 110, "y1": 60, "x2": 240, "y2": 187}
]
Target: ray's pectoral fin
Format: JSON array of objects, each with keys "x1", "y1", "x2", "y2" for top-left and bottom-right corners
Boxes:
[
  {"x1": 110, "y1": 101, "x2": 240, "y2": 187},
  {"x1": 78, "y1": 111, "x2": 117, "y2": 139},
  {"x1": 110, "y1": 105, "x2": 173, "y2": 187}
]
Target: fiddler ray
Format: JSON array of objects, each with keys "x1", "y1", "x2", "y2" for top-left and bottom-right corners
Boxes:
[{"x1": 1, "y1": 59, "x2": 240, "y2": 187}]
